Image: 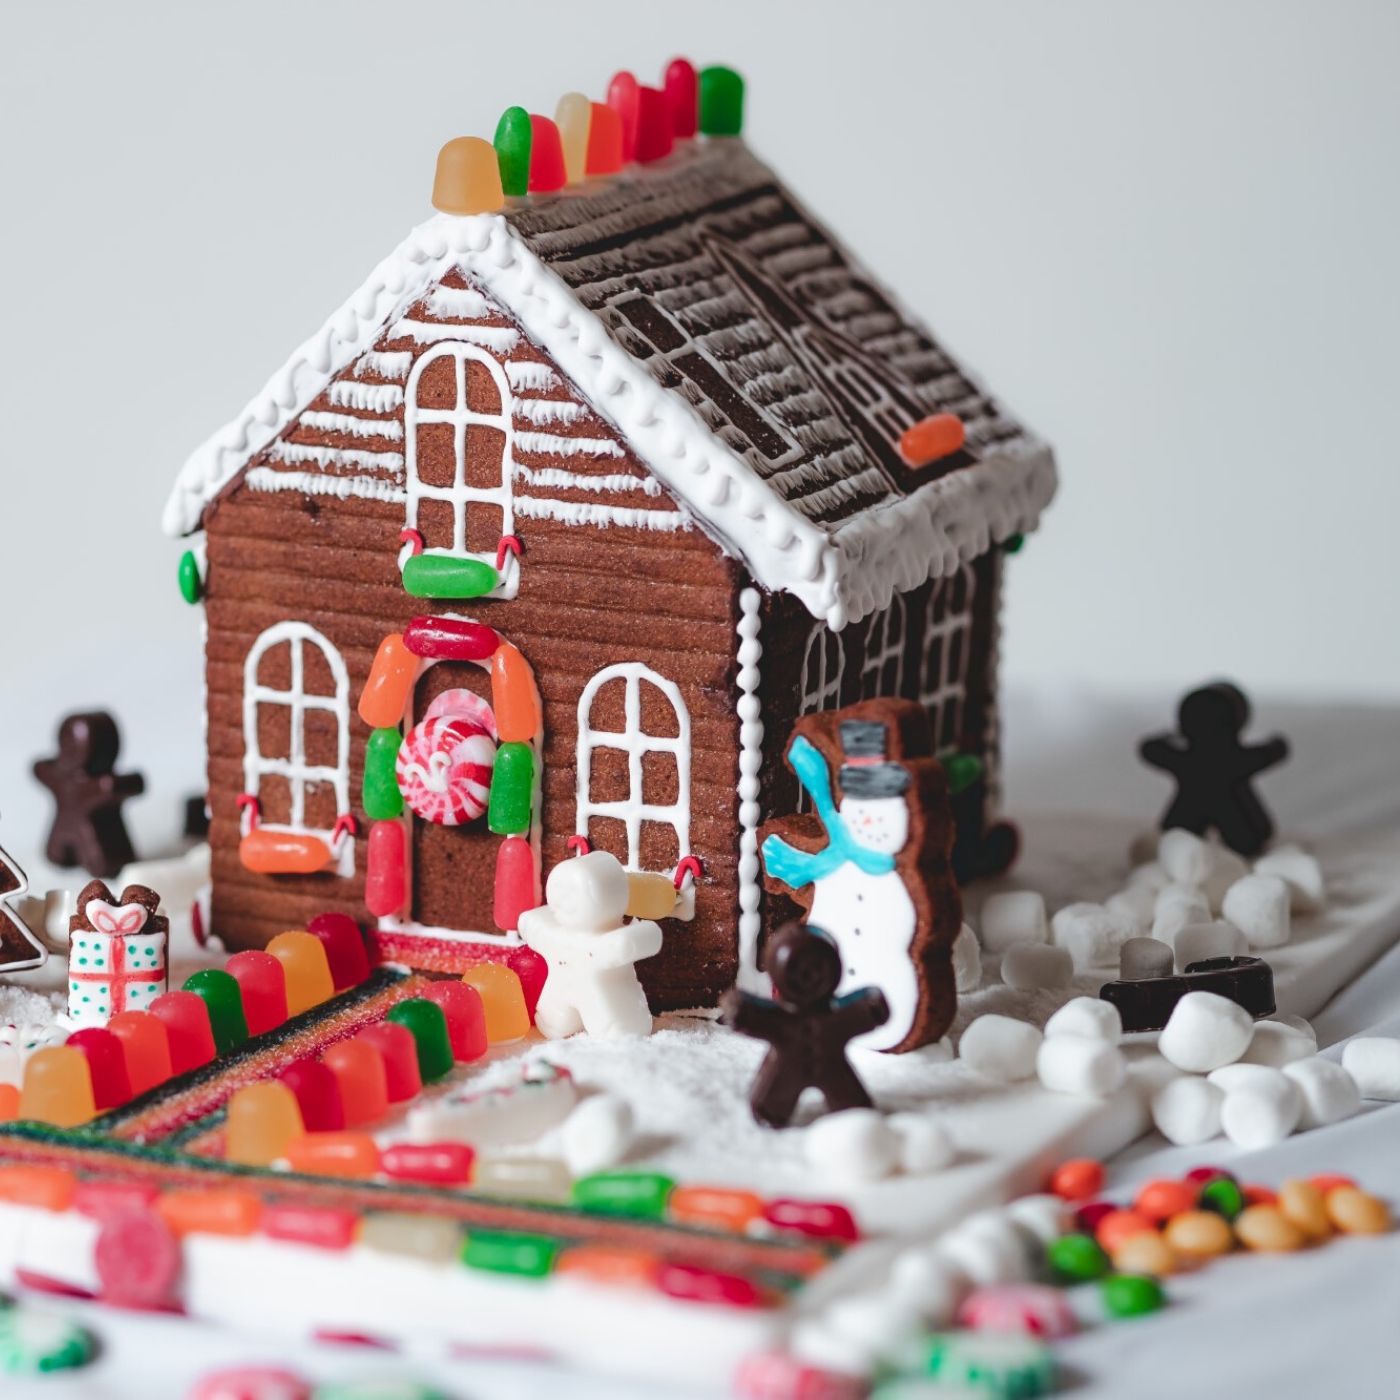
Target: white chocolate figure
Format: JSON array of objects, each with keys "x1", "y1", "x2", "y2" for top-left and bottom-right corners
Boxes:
[{"x1": 518, "y1": 852, "x2": 663, "y2": 1040}]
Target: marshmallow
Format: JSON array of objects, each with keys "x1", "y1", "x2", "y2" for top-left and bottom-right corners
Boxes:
[
  {"x1": 819, "y1": 1292, "x2": 925, "y2": 1370},
  {"x1": 1203, "y1": 846, "x2": 1250, "y2": 913},
  {"x1": 1173, "y1": 920, "x2": 1247, "y2": 972},
  {"x1": 1001, "y1": 942, "x2": 1073, "y2": 992},
  {"x1": 1044, "y1": 997, "x2": 1123, "y2": 1045},
  {"x1": 1152, "y1": 884, "x2": 1211, "y2": 943},
  {"x1": 1253, "y1": 845, "x2": 1326, "y2": 913},
  {"x1": 1207, "y1": 1062, "x2": 1292, "y2": 1094},
  {"x1": 959, "y1": 1016, "x2": 1043, "y2": 1082},
  {"x1": 1003, "y1": 1194, "x2": 1073, "y2": 1247},
  {"x1": 952, "y1": 922, "x2": 982, "y2": 995},
  {"x1": 1127, "y1": 859, "x2": 1171, "y2": 894},
  {"x1": 1341, "y1": 1037, "x2": 1400, "y2": 1101},
  {"x1": 1119, "y1": 936, "x2": 1173, "y2": 981},
  {"x1": 1272, "y1": 1014, "x2": 1317, "y2": 1044},
  {"x1": 1036, "y1": 1035, "x2": 1127, "y2": 1097},
  {"x1": 1105, "y1": 884, "x2": 1157, "y2": 928},
  {"x1": 1283, "y1": 1057, "x2": 1361, "y2": 1130},
  {"x1": 1159, "y1": 829, "x2": 1216, "y2": 887},
  {"x1": 888, "y1": 1113, "x2": 956, "y2": 1175},
  {"x1": 1239, "y1": 1020, "x2": 1316, "y2": 1068},
  {"x1": 1220, "y1": 1074, "x2": 1302, "y2": 1148},
  {"x1": 1151, "y1": 1075, "x2": 1224, "y2": 1145},
  {"x1": 804, "y1": 1108, "x2": 900, "y2": 1183},
  {"x1": 889, "y1": 1246, "x2": 971, "y2": 1326},
  {"x1": 1221, "y1": 874, "x2": 1291, "y2": 950},
  {"x1": 977, "y1": 892, "x2": 1048, "y2": 953},
  {"x1": 1158, "y1": 991, "x2": 1255, "y2": 1073},
  {"x1": 1051, "y1": 903, "x2": 1136, "y2": 971},
  {"x1": 935, "y1": 1214, "x2": 1031, "y2": 1286},
  {"x1": 561, "y1": 1093, "x2": 634, "y2": 1176}
]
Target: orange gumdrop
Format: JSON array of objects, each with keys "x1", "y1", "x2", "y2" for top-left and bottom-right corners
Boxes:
[
  {"x1": 108, "y1": 1011, "x2": 175, "y2": 1097},
  {"x1": 461, "y1": 963, "x2": 530, "y2": 1042},
  {"x1": 898, "y1": 412, "x2": 966, "y2": 468},
  {"x1": 285, "y1": 1132, "x2": 381, "y2": 1180},
  {"x1": 490, "y1": 643, "x2": 541, "y2": 742},
  {"x1": 432, "y1": 136, "x2": 506, "y2": 215},
  {"x1": 0, "y1": 1165, "x2": 76, "y2": 1211},
  {"x1": 1096, "y1": 1209, "x2": 1157, "y2": 1254},
  {"x1": 668, "y1": 1185, "x2": 766, "y2": 1233},
  {"x1": 225, "y1": 1081, "x2": 305, "y2": 1167},
  {"x1": 322, "y1": 1040, "x2": 390, "y2": 1128},
  {"x1": 554, "y1": 1245, "x2": 660, "y2": 1289},
  {"x1": 358, "y1": 634, "x2": 418, "y2": 729},
  {"x1": 0, "y1": 1085, "x2": 19, "y2": 1122},
  {"x1": 158, "y1": 1190, "x2": 262, "y2": 1237}
]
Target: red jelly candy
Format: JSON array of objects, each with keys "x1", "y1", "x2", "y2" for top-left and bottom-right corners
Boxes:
[
  {"x1": 607, "y1": 69, "x2": 641, "y2": 162},
  {"x1": 657, "y1": 1262, "x2": 762, "y2": 1309},
  {"x1": 763, "y1": 1199, "x2": 859, "y2": 1242},
  {"x1": 365, "y1": 821, "x2": 407, "y2": 918},
  {"x1": 354, "y1": 1023, "x2": 421, "y2": 1102},
  {"x1": 665, "y1": 57, "x2": 699, "y2": 139},
  {"x1": 107, "y1": 1011, "x2": 173, "y2": 1096},
  {"x1": 381, "y1": 1142, "x2": 475, "y2": 1185},
  {"x1": 94, "y1": 1207, "x2": 181, "y2": 1309},
  {"x1": 511, "y1": 946, "x2": 548, "y2": 1021},
  {"x1": 306, "y1": 912, "x2": 371, "y2": 990},
  {"x1": 150, "y1": 991, "x2": 217, "y2": 1073},
  {"x1": 634, "y1": 85, "x2": 674, "y2": 163},
  {"x1": 528, "y1": 114, "x2": 567, "y2": 192},
  {"x1": 321, "y1": 1039, "x2": 390, "y2": 1127},
  {"x1": 225, "y1": 950, "x2": 289, "y2": 1034},
  {"x1": 421, "y1": 981, "x2": 488, "y2": 1062},
  {"x1": 1074, "y1": 1200, "x2": 1116, "y2": 1233},
  {"x1": 493, "y1": 836, "x2": 537, "y2": 933},
  {"x1": 261, "y1": 1204, "x2": 358, "y2": 1252},
  {"x1": 1183, "y1": 1165, "x2": 1234, "y2": 1188},
  {"x1": 74, "y1": 1181, "x2": 161, "y2": 1220},
  {"x1": 279, "y1": 1060, "x2": 345, "y2": 1132},
  {"x1": 66, "y1": 1027, "x2": 133, "y2": 1111}
]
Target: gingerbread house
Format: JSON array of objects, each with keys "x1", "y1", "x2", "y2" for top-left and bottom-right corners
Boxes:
[{"x1": 164, "y1": 91, "x2": 1056, "y2": 1010}]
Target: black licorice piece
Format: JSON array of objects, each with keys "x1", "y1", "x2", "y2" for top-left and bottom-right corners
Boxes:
[{"x1": 1099, "y1": 955, "x2": 1275, "y2": 1033}]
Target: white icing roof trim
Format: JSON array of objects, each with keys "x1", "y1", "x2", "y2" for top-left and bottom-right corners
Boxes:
[{"x1": 165, "y1": 214, "x2": 1053, "y2": 629}]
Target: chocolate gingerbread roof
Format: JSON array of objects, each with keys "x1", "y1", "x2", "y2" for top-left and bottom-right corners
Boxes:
[{"x1": 165, "y1": 139, "x2": 1055, "y2": 626}]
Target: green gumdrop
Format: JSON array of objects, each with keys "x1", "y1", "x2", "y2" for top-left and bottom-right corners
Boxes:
[
  {"x1": 363, "y1": 728, "x2": 405, "y2": 821},
  {"x1": 1046, "y1": 1231, "x2": 1110, "y2": 1282},
  {"x1": 1101, "y1": 1272, "x2": 1166, "y2": 1318},
  {"x1": 494, "y1": 105, "x2": 533, "y2": 197},
  {"x1": 177, "y1": 550, "x2": 202, "y2": 604},
  {"x1": 1198, "y1": 1177, "x2": 1245, "y2": 1220},
  {"x1": 386, "y1": 998, "x2": 454, "y2": 1083},
  {"x1": 487, "y1": 742, "x2": 535, "y2": 836},
  {"x1": 699, "y1": 66, "x2": 744, "y2": 136},
  {"x1": 1003, "y1": 532, "x2": 1026, "y2": 555},
  {"x1": 461, "y1": 1229, "x2": 558, "y2": 1277},
  {"x1": 402, "y1": 553, "x2": 499, "y2": 600},
  {"x1": 571, "y1": 1170, "x2": 674, "y2": 1219},
  {"x1": 943, "y1": 752, "x2": 985, "y2": 796},
  {"x1": 182, "y1": 969, "x2": 249, "y2": 1055}
]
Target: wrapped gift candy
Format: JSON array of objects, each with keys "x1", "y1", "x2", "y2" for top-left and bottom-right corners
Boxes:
[{"x1": 67, "y1": 881, "x2": 167, "y2": 1029}]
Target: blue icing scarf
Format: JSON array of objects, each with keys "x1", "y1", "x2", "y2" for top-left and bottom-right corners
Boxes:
[{"x1": 762, "y1": 735, "x2": 898, "y2": 889}]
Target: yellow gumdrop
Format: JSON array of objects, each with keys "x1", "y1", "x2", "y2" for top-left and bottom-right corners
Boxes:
[
  {"x1": 267, "y1": 931, "x2": 335, "y2": 1017},
  {"x1": 18, "y1": 1047, "x2": 96, "y2": 1128},
  {"x1": 626, "y1": 871, "x2": 676, "y2": 920},
  {"x1": 461, "y1": 963, "x2": 529, "y2": 1043},
  {"x1": 225, "y1": 1081, "x2": 304, "y2": 1166},
  {"x1": 432, "y1": 137, "x2": 505, "y2": 216}
]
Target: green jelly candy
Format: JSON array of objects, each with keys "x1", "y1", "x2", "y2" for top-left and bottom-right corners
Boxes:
[
  {"x1": 182, "y1": 968, "x2": 249, "y2": 1055},
  {"x1": 487, "y1": 742, "x2": 535, "y2": 836},
  {"x1": 402, "y1": 553, "x2": 499, "y2": 600},
  {"x1": 177, "y1": 549, "x2": 202, "y2": 604},
  {"x1": 943, "y1": 752, "x2": 985, "y2": 796},
  {"x1": 919, "y1": 1331, "x2": 1057, "y2": 1398},
  {"x1": 494, "y1": 105, "x2": 532, "y2": 197},
  {"x1": 699, "y1": 66, "x2": 744, "y2": 136},
  {"x1": 0, "y1": 1307, "x2": 97, "y2": 1374},
  {"x1": 1101, "y1": 1272, "x2": 1165, "y2": 1319},
  {"x1": 462, "y1": 1229, "x2": 558, "y2": 1278},
  {"x1": 386, "y1": 998, "x2": 454, "y2": 1083},
  {"x1": 571, "y1": 1170, "x2": 674, "y2": 1219},
  {"x1": 363, "y1": 727, "x2": 405, "y2": 820},
  {"x1": 311, "y1": 1382, "x2": 451, "y2": 1400},
  {"x1": 1198, "y1": 1176, "x2": 1245, "y2": 1220},
  {"x1": 1046, "y1": 1231, "x2": 1110, "y2": 1282},
  {"x1": 1003, "y1": 532, "x2": 1026, "y2": 554}
]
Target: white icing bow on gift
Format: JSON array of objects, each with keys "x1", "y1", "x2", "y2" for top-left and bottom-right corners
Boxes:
[{"x1": 85, "y1": 899, "x2": 149, "y2": 936}]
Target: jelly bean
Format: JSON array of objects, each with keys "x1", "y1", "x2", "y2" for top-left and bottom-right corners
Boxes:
[
  {"x1": 668, "y1": 1185, "x2": 765, "y2": 1233},
  {"x1": 279, "y1": 1060, "x2": 345, "y2": 1132},
  {"x1": 421, "y1": 981, "x2": 487, "y2": 1062},
  {"x1": 1046, "y1": 1232, "x2": 1110, "y2": 1282},
  {"x1": 322, "y1": 1039, "x2": 391, "y2": 1126},
  {"x1": 1277, "y1": 1179, "x2": 1332, "y2": 1240},
  {"x1": 585, "y1": 101, "x2": 624, "y2": 177},
  {"x1": 365, "y1": 820, "x2": 408, "y2": 918},
  {"x1": 1110, "y1": 1230, "x2": 1177, "y2": 1277},
  {"x1": 387, "y1": 998, "x2": 454, "y2": 1083},
  {"x1": 0, "y1": 1085, "x2": 17, "y2": 1121},
  {"x1": 493, "y1": 835, "x2": 537, "y2": 932},
  {"x1": 225, "y1": 1081, "x2": 305, "y2": 1166},
  {"x1": 358, "y1": 634, "x2": 417, "y2": 729},
  {"x1": 404, "y1": 615, "x2": 501, "y2": 662},
  {"x1": 634, "y1": 86, "x2": 674, "y2": 164},
  {"x1": 555, "y1": 91, "x2": 591, "y2": 184},
  {"x1": 149, "y1": 990, "x2": 217, "y2": 1073},
  {"x1": 572, "y1": 1170, "x2": 674, "y2": 1219},
  {"x1": 511, "y1": 947, "x2": 547, "y2": 1021},
  {"x1": 607, "y1": 70, "x2": 640, "y2": 161},
  {"x1": 266, "y1": 932, "x2": 335, "y2": 1017},
  {"x1": 358, "y1": 1213, "x2": 463, "y2": 1263},
  {"x1": 470, "y1": 1156, "x2": 572, "y2": 1203},
  {"x1": 362, "y1": 728, "x2": 405, "y2": 821},
  {"x1": 1198, "y1": 1177, "x2": 1245, "y2": 1220},
  {"x1": 699, "y1": 65, "x2": 745, "y2": 137},
  {"x1": 494, "y1": 105, "x2": 532, "y2": 198},
  {"x1": 1163, "y1": 1209, "x2": 1234, "y2": 1258},
  {"x1": 1074, "y1": 1200, "x2": 1116, "y2": 1233},
  {"x1": 224, "y1": 952, "x2": 288, "y2": 1036},
  {"x1": 1325, "y1": 1186, "x2": 1392, "y2": 1235},
  {"x1": 355, "y1": 1023, "x2": 422, "y2": 1102},
  {"x1": 285, "y1": 1132, "x2": 380, "y2": 1179},
  {"x1": 898, "y1": 412, "x2": 966, "y2": 468},
  {"x1": 487, "y1": 742, "x2": 535, "y2": 835},
  {"x1": 665, "y1": 57, "x2": 699, "y2": 139},
  {"x1": 381, "y1": 1142, "x2": 475, "y2": 1185},
  {"x1": 306, "y1": 912, "x2": 371, "y2": 990},
  {"x1": 763, "y1": 1198, "x2": 860, "y2": 1242},
  {"x1": 1133, "y1": 1179, "x2": 1197, "y2": 1224},
  {"x1": 182, "y1": 969, "x2": 249, "y2": 1056},
  {"x1": 0, "y1": 1307, "x2": 97, "y2": 1374},
  {"x1": 462, "y1": 1228, "x2": 558, "y2": 1277},
  {"x1": 158, "y1": 1190, "x2": 261, "y2": 1237},
  {"x1": 1182, "y1": 1165, "x2": 1233, "y2": 1189},
  {"x1": 529, "y1": 114, "x2": 567, "y2": 192},
  {"x1": 460, "y1": 963, "x2": 529, "y2": 1042},
  {"x1": 94, "y1": 1207, "x2": 180, "y2": 1308},
  {"x1": 1095, "y1": 1209, "x2": 1156, "y2": 1254},
  {"x1": 431, "y1": 135, "x2": 505, "y2": 217},
  {"x1": 555, "y1": 1244, "x2": 659, "y2": 1289},
  {"x1": 240, "y1": 830, "x2": 332, "y2": 875},
  {"x1": 18, "y1": 1047, "x2": 96, "y2": 1127},
  {"x1": 1310, "y1": 1172, "x2": 1357, "y2": 1194},
  {"x1": 0, "y1": 1166, "x2": 76, "y2": 1211},
  {"x1": 919, "y1": 1331, "x2": 1057, "y2": 1399},
  {"x1": 626, "y1": 871, "x2": 677, "y2": 920},
  {"x1": 1242, "y1": 1183, "x2": 1278, "y2": 1207},
  {"x1": 1100, "y1": 1272, "x2": 1165, "y2": 1319},
  {"x1": 66, "y1": 1027, "x2": 132, "y2": 1110},
  {"x1": 1234, "y1": 1204, "x2": 1305, "y2": 1252},
  {"x1": 177, "y1": 549, "x2": 203, "y2": 604},
  {"x1": 73, "y1": 1181, "x2": 160, "y2": 1219},
  {"x1": 402, "y1": 553, "x2": 498, "y2": 600},
  {"x1": 261, "y1": 1204, "x2": 359, "y2": 1252},
  {"x1": 658, "y1": 1262, "x2": 762, "y2": 1309},
  {"x1": 490, "y1": 643, "x2": 541, "y2": 743},
  {"x1": 1049, "y1": 1158, "x2": 1104, "y2": 1202},
  {"x1": 957, "y1": 1283, "x2": 1078, "y2": 1339},
  {"x1": 188, "y1": 1366, "x2": 313, "y2": 1400}
]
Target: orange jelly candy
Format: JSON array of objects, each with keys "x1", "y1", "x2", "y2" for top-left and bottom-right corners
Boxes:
[
  {"x1": 1096, "y1": 1208, "x2": 1156, "y2": 1253},
  {"x1": 225, "y1": 1081, "x2": 305, "y2": 1167},
  {"x1": 0, "y1": 1085, "x2": 18, "y2": 1122},
  {"x1": 554, "y1": 1245, "x2": 660, "y2": 1289},
  {"x1": 0, "y1": 1165, "x2": 76, "y2": 1211},
  {"x1": 107, "y1": 1011, "x2": 174, "y2": 1097},
  {"x1": 285, "y1": 1132, "x2": 381, "y2": 1179},
  {"x1": 1049, "y1": 1158, "x2": 1105, "y2": 1202},
  {"x1": 158, "y1": 1190, "x2": 262, "y2": 1237},
  {"x1": 266, "y1": 931, "x2": 335, "y2": 1017},
  {"x1": 898, "y1": 412, "x2": 966, "y2": 467},
  {"x1": 490, "y1": 643, "x2": 541, "y2": 743},
  {"x1": 668, "y1": 1185, "x2": 766, "y2": 1233},
  {"x1": 359, "y1": 634, "x2": 418, "y2": 728},
  {"x1": 18, "y1": 1046, "x2": 96, "y2": 1127},
  {"x1": 1134, "y1": 1179, "x2": 1197, "y2": 1223},
  {"x1": 322, "y1": 1039, "x2": 391, "y2": 1128}
]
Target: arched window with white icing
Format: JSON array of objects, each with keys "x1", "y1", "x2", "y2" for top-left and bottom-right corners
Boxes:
[
  {"x1": 919, "y1": 564, "x2": 977, "y2": 752},
  {"x1": 575, "y1": 664, "x2": 690, "y2": 873},
  {"x1": 799, "y1": 622, "x2": 845, "y2": 717},
  {"x1": 242, "y1": 622, "x2": 353, "y2": 873},
  {"x1": 403, "y1": 342, "x2": 517, "y2": 594},
  {"x1": 860, "y1": 593, "x2": 907, "y2": 699}
]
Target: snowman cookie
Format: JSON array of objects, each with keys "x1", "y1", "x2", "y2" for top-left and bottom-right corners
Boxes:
[{"x1": 759, "y1": 699, "x2": 962, "y2": 1053}]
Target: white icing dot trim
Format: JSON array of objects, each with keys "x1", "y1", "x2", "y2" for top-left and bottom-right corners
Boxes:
[{"x1": 735, "y1": 587, "x2": 766, "y2": 993}]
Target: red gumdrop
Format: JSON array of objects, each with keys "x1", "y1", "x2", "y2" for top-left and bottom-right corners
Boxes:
[
  {"x1": 94, "y1": 1208, "x2": 181, "y2": 1308},
  {"x1": 261, "y1": 1204, "x2": 358, "y2": 1252},
  {"x1": 634, "y1": 85, "x2": 674, "y2": 163},
  {"x1": 149, "y1": 992, "x2": 216, "y2": 1073},
  {"x1": 585, "y1": 102, "x2": 624, "y2": 176},
  {"x1": 607, "y1": 70, "x2": 640, "y2": 162},
  {"x1": 510, "y1": 946, "x2": 548, "y2": 1021},
  {"x1": 365, "y1": 821, "x2": 407, "y2": 918},
  {"x1": 763, "y1": 1199, "x2": 860, "y2": 1242},
  {"x1": 665, "y1": 58, "x2": 699, "y2": 138},
  {"x1": 421, "y1": 981, "x2": 488, "y2": 1062},
  {"x1": 354, "y1": 1023, "x2": 422, "y2": 1103},
  {"x1": 279, "y1": 1060, "x2": 345, "y2": 1133},
  {"x1": 107, "y1": 1012, "x2": 173, "y2": 1097},
  {"x1": 493, "y1": 836, "x2": 537, "y2": 933},
  {"x1": 224, "y1": 950, "x2": 289, "y2": 1035},
  {"x1": 66, "y1": 1027, "x2": 132, "y2": 1110},
  {"x1": 306, "y1": 913, "x2": 371, "y2": 990},
  {"x1": 657, "y1": 1262, "x2": 762, "y2": 1309},
  {"x1": 381, "y1": 1142, "x2": 476, "y2": 1185},
  {"x1": 528, "y1": 115, "x2": 567, "y2": 192}
]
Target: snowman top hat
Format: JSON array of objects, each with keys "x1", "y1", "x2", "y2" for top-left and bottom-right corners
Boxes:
[{"x1": 838, "y1": 719, "x2": 910, "y2": 799}]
